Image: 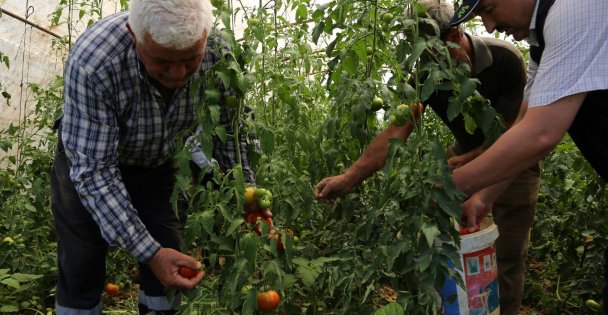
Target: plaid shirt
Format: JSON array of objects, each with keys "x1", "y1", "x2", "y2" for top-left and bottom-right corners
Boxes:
[{"x1": 61, "y1": 12, "x2": 253, "y2": 263}]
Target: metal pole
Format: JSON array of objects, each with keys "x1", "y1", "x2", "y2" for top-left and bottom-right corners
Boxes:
[{"x1": 0, "y1": 7, "x2": 62, "y2": 39}]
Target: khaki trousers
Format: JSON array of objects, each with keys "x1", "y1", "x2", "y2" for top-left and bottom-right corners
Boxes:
[{"x1": 492, "y1": 164, "x2": 540, "y2": 315}]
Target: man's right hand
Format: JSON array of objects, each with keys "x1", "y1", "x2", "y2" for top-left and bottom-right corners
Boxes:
[
  {"x1": 147, "y1": 247, "x2": 204, "y2": 290},
  {"x1": 460, "y1": 192, "x2": 493, "y2": 229},
  {"x1": 314, "y1": 174, "x2": 354, "y2": 204}
]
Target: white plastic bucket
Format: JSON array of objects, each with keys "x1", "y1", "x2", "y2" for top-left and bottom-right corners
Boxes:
[{"x1": 440, "y1": 220, "x2": 500, "y2": 315}]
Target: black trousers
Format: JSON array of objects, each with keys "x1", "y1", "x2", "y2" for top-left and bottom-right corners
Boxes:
[{"x1": 51, "y1": 135, "x2": 186, "y2": 312}]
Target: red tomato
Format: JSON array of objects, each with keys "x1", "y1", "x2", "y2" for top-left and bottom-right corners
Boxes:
[
  {"x1": 257, "y1": 290, "x2": 280, "y2": 312},
  {"x1": 105, "y1": 283, "x2": 120, "y2": 295},
  {"x1": 412, "y1": 103, "x2": 424, "y2": 119},
  {"x1": 460, "y1": 225, "x2": 480, "y2": 235},
  {"x1": 246, "y1": 213, "x2": 273, "y2": 236},
  {"x1": 178, "y1": 266, "x2": 199, "y2": 279}
]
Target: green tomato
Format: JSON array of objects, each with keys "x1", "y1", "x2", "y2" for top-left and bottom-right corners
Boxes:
[
  {"x1": 225, "y1": 95, "x2": 238, "y2": 108},
  {"x1": 389, "y1": 113, "x2": 406, "y2": 126},
  {"x1": 241, "y1": 284, "x2": 253, "y2": 295},
  {"x1": 248, "y1": 18, "x2": 261, "y2": 27},
  {"x1": 382, "y1": 12, "x2": 394, "y2": 24},
  {"x1": 255, "y1": 188, "x2": 270, "y2": 199},
  {"x1": 585, "y1": 299, "x2": 601, "y2": 310},
  {"x1": 257, "y1": 198, "x2": 271, "y2": 209},
  {"x1": 371, "y1": 96, "x2": 384, "y2": 111}
]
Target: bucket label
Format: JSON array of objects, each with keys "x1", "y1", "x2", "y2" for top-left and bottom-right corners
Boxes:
[{"x1": 463, "y1": 244, "x2": 499, "y2": 314}]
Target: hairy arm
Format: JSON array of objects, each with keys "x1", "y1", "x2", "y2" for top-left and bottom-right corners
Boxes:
[{"x1": 315, "y1": 122, "x2": 415, "y2": 203}]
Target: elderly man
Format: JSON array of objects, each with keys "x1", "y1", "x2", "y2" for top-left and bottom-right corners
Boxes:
[{"x1": 51, "y1": 0, "x2": 253, "y2": 313}]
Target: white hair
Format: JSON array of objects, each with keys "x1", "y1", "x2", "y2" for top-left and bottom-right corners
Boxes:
[
  {"x1": 417, "y1": 0, "x2": 464, "y2": 37},
  {"x1": 128, "y1": 0, "x2": 213, "y2": 49}
]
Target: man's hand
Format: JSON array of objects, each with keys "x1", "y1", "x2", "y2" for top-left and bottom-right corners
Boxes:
[
  {"x1": 448, "y1": 146, "x2": 484, "y2": 170},
  {"x1": 461, "y1": 192, "x2": 493, "y2": 229},
  {"x1": 147, "y1": 247, "x2": 204, "y2": 290},
  {"x1": 314, "y1": 174, "x2": 354, "y2": 204}
]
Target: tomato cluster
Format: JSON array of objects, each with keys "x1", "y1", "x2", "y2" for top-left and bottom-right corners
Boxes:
[
  {"x1": 389, "y1": 103, "x2": 424, "y2": 126},
  {"x1": 243, "y1": 186, "x2": 274, "y2": 236}
]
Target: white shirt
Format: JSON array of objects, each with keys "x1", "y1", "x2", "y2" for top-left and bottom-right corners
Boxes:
[{"x1": 525, "y1": 0, "x2": 608, "y2": 107}]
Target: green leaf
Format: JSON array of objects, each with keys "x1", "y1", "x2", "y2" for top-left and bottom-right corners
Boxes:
[
  {"x1": 404, "y1": 39, "x2": 427, "y2": 71},
  {"x1": 296, "y1": 263, "x2": 320, "y2": 288},
  {"x1": 0, "y1": 305, "x2": 19, "y2": 313},
  {"x1": 421, "y1": 222, "x2": 440, "y2": 248},
  {"x1": 459, "y1": 78, "x2": 478, "y2": 101},
  {"x1": 312, "y1": 21, "x2": 325, "y2": 44},
  {"x1": 10, "y1": 273, "x2": 42, "y2": 282},
  {"x1": 259, "y1": 128, "x2": 275, "y2": 155},
  {"x1": 227, "y1": 217, "x2": 245, "y2": 236},
  {"x1": 1, "y1": 278, "x2": 20, "y2": 289},
  {"x1": 374, "y1": 302, "x2": 404, "y2": 315},
  {"x1": 201, "y1": 211, "x2": 215, "y2": 235},
  {"x1": 214, "y1": 125, "x2": 227, "y2": 144},
  {"x1": 240, "y1": 232, "x2": 259, "y2": 266},
  {"x1": 341, "y1": 53, "x2": 357, "y2": 75},
  {"x1": 241, "y1": 289, "x2": 256, "y2": 315},
  {"x1": 208, "y1": 104, "x2": 221, "y2": 124},
  {"x1": 464, "y1": 113, "x2": 477, "y2": 134},
  {"x1": 420, "y1": 69, "x2": 439, "y2": 102}
]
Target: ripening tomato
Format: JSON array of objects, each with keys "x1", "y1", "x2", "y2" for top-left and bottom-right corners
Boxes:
[
  {"x1": 411, "y1": 103, "x2": 425, "y2": 120},
  {"x1": 246, "y1": 213, "x2": 273, "y2": 235},
  {"x1": 257, "y1": 290, "x2": 280, "y2": 312},
  {"x1": 178, "y1": 266, "x2": 199, "y2": 279},
  {"x1": 244, "y1": 186, "x2": 257, "y2": 206},
  {"x1": 105, "y1": 283, "x2": 120, "y2": 295}
]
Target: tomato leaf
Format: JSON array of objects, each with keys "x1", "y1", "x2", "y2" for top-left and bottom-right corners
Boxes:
[
  {"x1": 421, "y1": 222, "x2": 440, "y2": 248},
  {"x1": 201, "y1": 211, "x2": 215, "y2": 235},
  {"x1": 373, "y1": 302, "x2": 404, "y2": 315},
  {"x1": 240, "y1": 232, "x2": 259, "y2": 267}
]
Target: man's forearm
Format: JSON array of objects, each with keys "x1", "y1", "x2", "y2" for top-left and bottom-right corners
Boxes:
[
  {"x1": 344, "y1": 123, "x2": 414, "y2": 186},
  {"x1": 453, "y1": 93, "x2": 586, "y2": 195}
]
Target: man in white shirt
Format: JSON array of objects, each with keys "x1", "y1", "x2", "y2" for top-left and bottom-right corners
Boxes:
[{"x1": 447, "y1": 0, "x2": 608, "y2": 311}]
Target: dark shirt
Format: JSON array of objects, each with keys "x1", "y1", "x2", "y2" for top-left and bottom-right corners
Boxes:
[{"x1": 427, "y1": 34, "x2": 526, "y2": 154}]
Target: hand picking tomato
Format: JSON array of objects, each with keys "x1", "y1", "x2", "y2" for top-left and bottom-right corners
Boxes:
[
  {"x1": 178, "y1": 266, "x2": 199, "y2": 279},
  {"x1": 105, "y1": 283, "x2": 120, "y2": 295},
  {"x1": 257, "y1": 290, "x2": 280, "y2": 312}
]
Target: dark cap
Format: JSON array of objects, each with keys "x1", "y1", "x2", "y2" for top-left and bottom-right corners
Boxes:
[{"x1": 449, "y1": 0, "x2": 481, "y2": 26}]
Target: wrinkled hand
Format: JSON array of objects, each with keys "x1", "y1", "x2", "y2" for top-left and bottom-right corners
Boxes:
[
  {"x1": 314, "y1": 174, "x2": 353, "y2": 204},
  {"x1": 461, "y1": 193, "x2": 493, "y2": 229},
  {"x1": 147, "y1": 247, "x2": 204, "y2": 290}
]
